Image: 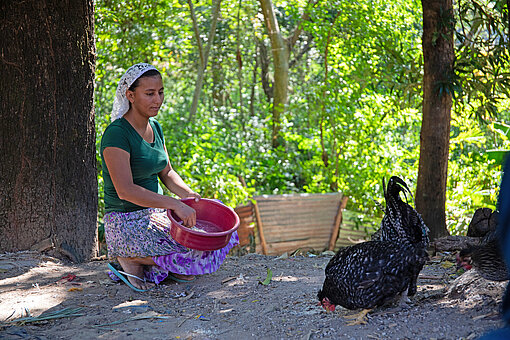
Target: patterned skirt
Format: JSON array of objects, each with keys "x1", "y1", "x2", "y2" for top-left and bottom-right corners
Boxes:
[{"x1": 104, "y1": 207, "x2": 239, "y2": 284}]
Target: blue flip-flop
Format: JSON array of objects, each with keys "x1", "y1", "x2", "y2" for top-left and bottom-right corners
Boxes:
[
  {"x1": 107, "y1": 262, "x2": 153, "y2": 292},
  {"x1": 168, "y1": 273, "x2": 196, "y2": 283}
]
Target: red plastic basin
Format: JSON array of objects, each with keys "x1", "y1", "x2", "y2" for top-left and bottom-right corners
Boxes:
[{"x1": 167, "y1": 198, "x2": 240, "y2": 251}]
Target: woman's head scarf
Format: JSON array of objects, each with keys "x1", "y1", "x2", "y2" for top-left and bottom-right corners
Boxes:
[{"x1": 111, "y1": 63, "x2": 158, "y2": 121}]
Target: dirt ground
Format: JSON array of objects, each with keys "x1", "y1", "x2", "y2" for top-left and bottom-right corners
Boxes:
[{"x1": 0, "y1": 249, "x2": 508, "y2": 340}]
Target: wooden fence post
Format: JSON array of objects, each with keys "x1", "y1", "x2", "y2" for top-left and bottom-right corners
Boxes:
[
  {"x1": 328, "y1": 196, "x2": 349, "y2": 251},
  {"x1": 252, "y1": 201, "x2": 268, "y2": 255}
]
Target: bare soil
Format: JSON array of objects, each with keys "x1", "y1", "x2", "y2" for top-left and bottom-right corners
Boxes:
[{"x1": 0, "y1": 250, "x2": 507, "y2": 340}]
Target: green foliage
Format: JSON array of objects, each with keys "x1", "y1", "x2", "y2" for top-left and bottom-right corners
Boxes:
[
  {"x1": 486, "y1": 121, "x2": 510, "y2": 165},
  {"x1": 432, "y1": 7, "x2": 455, "y2": 45},
  {"x1": 95, "y1": 0, "x2": 510, "y2": 235},
  {"x1": 447, "y1": 113, "x2": 502, "y2": 234},
  {"x1": 454, "y1": 0, "x2": 510, "y2": 120}
]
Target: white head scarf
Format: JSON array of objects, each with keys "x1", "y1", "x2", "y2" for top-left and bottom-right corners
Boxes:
[{"x1": 111, "y1": 63, "x2": 158, "y2": 121}]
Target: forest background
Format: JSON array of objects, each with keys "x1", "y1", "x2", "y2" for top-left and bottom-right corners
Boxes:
[{"x1": 94, "y1": 0, "x2": 510, "y2": 237}]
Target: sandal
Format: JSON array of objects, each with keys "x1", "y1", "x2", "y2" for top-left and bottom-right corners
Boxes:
[
  {"x1": 107, "y1": 262, "x2": 153, "y2": 292},
  {"x1": 168, "y1": 273, "x2": 196, "y2": 283}
]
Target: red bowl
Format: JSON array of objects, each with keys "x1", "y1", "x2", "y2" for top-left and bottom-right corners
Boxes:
[{"x1": 167, "y1": 198, "x2": 240, "y2": 251}]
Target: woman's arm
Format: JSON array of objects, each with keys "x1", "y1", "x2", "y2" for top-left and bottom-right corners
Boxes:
[
  {"x1": 103, "y1": 146, "x2": 196, "y2": 226},
  {"x1": 158, "y1": 145, "x2": 201, "y2": 201}
]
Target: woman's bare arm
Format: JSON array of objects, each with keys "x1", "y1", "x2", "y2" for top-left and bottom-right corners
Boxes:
[
  {"x1": 103, "y1": 146, "x2": 196, "y2": 226},
  {"x1": 158, "y1": 145, "x2": 201, "y2": 201}
]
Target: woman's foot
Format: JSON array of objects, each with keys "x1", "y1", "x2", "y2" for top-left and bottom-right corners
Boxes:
[
  {"x1": 170, "y1": 273, "x2": 196, "y2": 281},
  {"x1": 117, "y1": 257, "x2": 155, "y2": 290}
]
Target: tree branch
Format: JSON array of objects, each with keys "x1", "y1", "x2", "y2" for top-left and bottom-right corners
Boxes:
[
  {"x1": 289, "y1": 32, "x2": 314, "y2": 69},
  {"x1": 257, "y1": 38, "x2": 273, "y2": 102},
  {"x1": 188, "y1": 0, "x2": 222, "y2": 122},
  {"x1": 187, "y1": 0, "x2": 204, "y2": 67},
  {"x1": 287, "y1": 0, "x2": 320, "y2": 51},
  {"x1": 319, "y1": 10, "x2": 341, "y2": 170}
]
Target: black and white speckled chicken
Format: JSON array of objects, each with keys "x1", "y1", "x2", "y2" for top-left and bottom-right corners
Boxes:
[
  {"x1": 317, "y1": 240, "x2": 428, "y2": 324},
  {"x1": 457, "y1": 230, "x2": 509, "y2": 281},
  {"x1": 372, "y1": 176, "x2": 430, "y2": 249},
  {"x1": 317, "y1": 176, "x2": 430, "y2": 324}
]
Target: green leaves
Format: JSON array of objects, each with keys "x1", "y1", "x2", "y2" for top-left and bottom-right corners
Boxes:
[
  {"x1": 485, "y1": 122, "x2": 510, "y2": 166},
  {"x1": 259, "y1": 268, "x2": 273, "y2": 285},
  {"x1": 493, "y1": 122, "x2": 510, "y2": 139},
  {"x1": 93, "y1": 0, "x2": 510, "y2": 237},
  {"x1": 453, "y1": 0, "x2": 510, "y2": 121},
  {"x1": 486, "y1": 149, "x2": 509, "y2": 166}
]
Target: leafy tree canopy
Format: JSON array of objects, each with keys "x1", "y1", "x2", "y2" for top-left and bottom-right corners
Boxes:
[{"x1": 95, "y1": 0, "x2": 510, "y2": 234}]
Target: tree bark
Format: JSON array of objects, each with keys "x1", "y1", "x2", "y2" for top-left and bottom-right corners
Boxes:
[
  {"x1": 431, "y1": 235, "x2": 481, "y2": 252},
  {"x1": 0, "y1": 0, "x2": 97, "y2": 262},
  {"x1": 236, "y1": 0, "x2": 244, "y2": 129},
  {"x1": 259, "y1": 0, "x2": 289, "y2": 148},
  {"x1": 187, "y1": 0, "x2": 205, "y2": 67},
  {"x1": 250, "y1": 49, "x2": 259, "y2": 117},
  {"x1": 257, "y1": 39, "x2": 274, "y2": 102},
  {"x1": 258, "y1": 0, "x2": 317, "y2": 148},
  {"x1": 188, "y1": 0, "x2": 222, "y2": 122},
  {"x1": 416, "y1": 0, "x2": 454, "y2": 240}
]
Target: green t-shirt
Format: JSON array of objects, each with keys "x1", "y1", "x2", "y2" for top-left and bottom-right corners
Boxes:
[{"x1": 100, "y1": 117, "x2": 168, "y2": 213}]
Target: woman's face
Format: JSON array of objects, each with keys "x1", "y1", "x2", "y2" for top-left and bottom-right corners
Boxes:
[{"x1": 126, "y1": 75, "x2": 164, "y2": 118}]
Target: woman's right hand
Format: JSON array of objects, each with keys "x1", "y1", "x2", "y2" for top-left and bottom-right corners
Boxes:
[{"x1": 173, "y1": 202, "x2": 196, "y2": 228}]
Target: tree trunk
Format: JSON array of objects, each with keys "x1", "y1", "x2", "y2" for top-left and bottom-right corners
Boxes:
[
  {"x1": 236, "y1": 0, "x2": 244, "y2": 130},
  {"x1": 416, "y1": 0, "x2": 454, "y2": 240},
  {"x1": 250, "y1": 49, "x2": 258, "y2": 117},
  {"x1": 258, "y1": 0, "x2": 316, "y2": 148},
  {"x1": 188, "y1": 0, "x2": 222, "y2": 122},
  {"x1": 257, "y1": 39, "x2": 273, "y2": 102},
  {"x1": 0, "y1": 0, "x2": 97, "y2": 262},
  {"x1": 259, "y1": 0, "x2": 289, "y2": 148}
]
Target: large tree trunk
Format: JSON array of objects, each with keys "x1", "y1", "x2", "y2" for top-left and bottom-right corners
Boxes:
[
  {"x1": 0, "y1": 1, "x2": 97, "y2": 262},
  {"x1": 259, "y1": 0, "x2": 289, "y2": 148},
  {"x1": 416, "y1": 0, "x2": 454, "y2": 240}
]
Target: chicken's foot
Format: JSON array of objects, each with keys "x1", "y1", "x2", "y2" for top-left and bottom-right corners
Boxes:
[{"x1": 344, "y1": 308, "x2": 372, "y2": 325}]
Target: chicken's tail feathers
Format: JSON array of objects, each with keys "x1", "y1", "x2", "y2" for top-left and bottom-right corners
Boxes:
[
  {"x1": 388, "y1": 176, "x2": 413, "y2": 202},
  {"x1": 383, "y1": 177, "x2": 387, "y2": 201},
  {"x1": 372, "y1": 198, "x2": 384, "y2": 212}
]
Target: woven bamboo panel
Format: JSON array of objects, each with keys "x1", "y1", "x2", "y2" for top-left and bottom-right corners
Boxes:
[
  {"x1": 253, "y1": 193, "x2": 344, "y2": 255},
  {"x1": 334, "y1": 210, "x2": 379, "y2": 250},
  {"x1": 251, "y1": 194, "x2": 379, "y2": 255}
]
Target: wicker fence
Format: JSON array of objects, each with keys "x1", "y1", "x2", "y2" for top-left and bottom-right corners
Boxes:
[{"x1": 234, "y1": 193, "x2": 378, "y2": 255}]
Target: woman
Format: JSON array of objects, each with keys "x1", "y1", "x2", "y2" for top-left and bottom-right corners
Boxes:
[{"x1": 101, "y1": 63, "x2": 239, "y2": 291}]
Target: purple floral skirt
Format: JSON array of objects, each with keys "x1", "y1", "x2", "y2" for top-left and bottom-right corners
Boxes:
[{"x1": 104, "y1": 208, "x2": 239, "y2": 284}]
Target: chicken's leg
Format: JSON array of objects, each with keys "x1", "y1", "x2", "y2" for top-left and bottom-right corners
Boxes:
[{"x1": 344, "y1": 308, "x2": 372, "y2": 325}]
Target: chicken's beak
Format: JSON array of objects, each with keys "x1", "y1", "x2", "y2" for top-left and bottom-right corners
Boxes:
[
  {"x1": 319, "y1": 298, "x2": 336, "y2": 312},
  {"x1": 455, "y1": 253, "x2": 463, "y2": 269}
]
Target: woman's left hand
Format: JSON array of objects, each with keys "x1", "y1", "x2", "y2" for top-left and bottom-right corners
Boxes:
[{"x1": 186, "y1": 192, "x2": 201, "y2": 202}]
